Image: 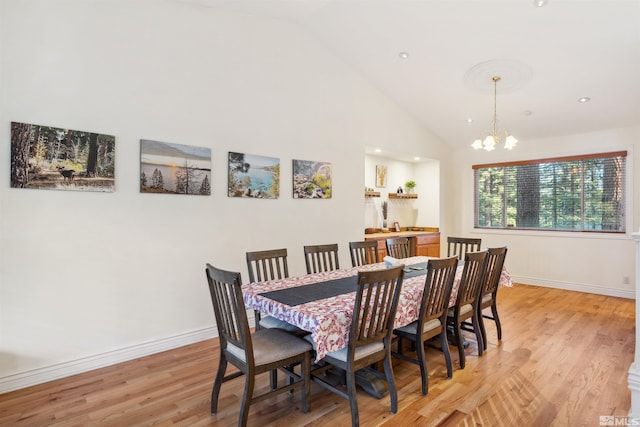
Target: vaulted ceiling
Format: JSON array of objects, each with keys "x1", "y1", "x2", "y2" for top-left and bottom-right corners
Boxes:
[{"x1": 179, "y1": 0, "x2": 640, "y2": 150}]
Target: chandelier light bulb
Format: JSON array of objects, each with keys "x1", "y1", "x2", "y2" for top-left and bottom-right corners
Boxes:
[
  {"x1": 472, "y1": 139, "x2": 483, "y2": 149},
  {"x1": 483, "y1": 135, "x2": 497, "y2": 151}
]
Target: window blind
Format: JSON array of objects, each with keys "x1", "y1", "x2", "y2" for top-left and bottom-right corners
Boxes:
[{"x1": 473, "y1": 151, "x2": 627, "y2": 232}]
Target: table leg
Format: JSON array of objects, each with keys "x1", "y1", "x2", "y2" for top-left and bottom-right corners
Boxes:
[{"x1": 355, "y1": 368, "x2": 389, "y2": 399}]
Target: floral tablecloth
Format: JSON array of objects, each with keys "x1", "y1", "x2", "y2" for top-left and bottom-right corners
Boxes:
[{"x1": 242, "y1": 256, "x2": 511, "y2": 362}]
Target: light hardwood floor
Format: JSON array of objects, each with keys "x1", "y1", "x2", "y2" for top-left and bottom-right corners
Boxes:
[{"x1": 0, "y1": 283, "x2": 634, "y2": 426}]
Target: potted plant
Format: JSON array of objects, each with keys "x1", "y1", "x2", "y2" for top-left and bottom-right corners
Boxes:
[{"x1": 405, "y1": 180, "x2": 416, "y2": 194}]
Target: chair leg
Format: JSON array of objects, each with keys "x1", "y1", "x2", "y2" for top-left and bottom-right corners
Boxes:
[
  {"x1": 453, "y1": 321, "x2": 465, "y2": 369},
  {"x1": 239, "y1": 373, "x2": 255, "y2": 427},
  {"x1": 346, "y1": 368, "x2": 359, "y2": 427},
  {"x1": 269, "y1": 369, "x2": 278, "y2": 390},
  {"x1": 491, "y1": 303, "x2": 502, "y2": 340},
  {"x1": 472, "y1": 313, "x2": 484, "y2": 357},
  {"x1": 478, "y1": 309, "x2": 488, "y2": 350},
  {"x1": 439, "y1": 331, "x2": 453, "y2": 379},
  {"x1": 211, "y1": 356, "x2": 228, "y2": 414},
  {"x1": 416, "y1": 337, "x2": 428, "y2": 396},
  {"x1": 383, "y1": 353, "x2": 398, "y2": 414}
]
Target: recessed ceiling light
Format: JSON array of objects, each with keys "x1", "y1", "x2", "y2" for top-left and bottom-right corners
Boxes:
[
  {"x1": 374, "y1": 148, "x2": 382, "y2": 153},
  {"x1": 399, "y1": 52, "x2": 409, "y2": 59},
  {"x1": 414, "y1": 157, "x2": 420, "y2": 161},
  {"x1": 466, "y1": 118, "x2": 474, "y2": 123},
  {"x1": 533, "y1": 0, "x2": 548, "y2": 7},
  {"x1": 578, "y1": 97, "x2": 591, "y2": 103}
]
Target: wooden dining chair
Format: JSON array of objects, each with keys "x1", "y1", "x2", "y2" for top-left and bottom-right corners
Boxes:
[
  {"x1": 246, "y1": 248, "x2": 289, "y2": 283},
  {"x1": 246, "y1": 248, "x2": 304, "y2": 334},
  {"x1": 348, "y1": 240, "x2": 379, "y2": 267},
  {"x1": 246, "y1": 248, "x2": 306, "y2": 389},
  {"x1": 446, "y1": 250, "x2": 488, "y2": 368},
  {"x1": 385, "y1": 237, "x2": 411, "y2": 259},
  {"x1": 446, "y1": 236, "x2": 482, "y2": 260},
  {"x1": 303, "y1": 243, "x2": 340, "y2": 274},
  {"x1": 477, "y1": 246, "x2": 508, "y2": 351},
  {"x1": 392, "y1": 256, "x2": 458, "y2": 395},
  {"x1": 205, "y1": 264, "x2": 312, "y2": 427},
  {"x1": 309, "y1": 264, "x2": 405, "y2": 427}
]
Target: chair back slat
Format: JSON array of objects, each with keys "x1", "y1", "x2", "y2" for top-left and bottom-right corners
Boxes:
[
  {"x1": 447, "y1": 237, "x2": 482, "y2": 260},
  {"x1": 205, "y1": 264, "x2": 252, "y2": 359},
  {"x1": 304, "y1": 244, "x2": 340, "y2": 274},
  {"x1": 481, "y1": 246, "x2": 508, "y2": 295},
  {"x1": 456, "y1": 251, "x2": 488, "y2": 307},
  {"x1": 420, "y1": 256, "x2": 458, "y2": 323},
  {"x1": 349, "y1": 240, "x2": 380, "y2": 267},
  {"x1": 246, "y1": 248, "x2": 289, "y2": 283},
  {"x1": 350, "y1": 265, "x2": 404, "y2": 350},
  {"x1": 385, "y1": 237, "x2": 411, "y2": 259}
]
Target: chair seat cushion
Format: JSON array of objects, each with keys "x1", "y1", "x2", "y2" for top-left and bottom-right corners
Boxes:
[
  {"x1": 447, "y1": 303, "x2": 473, "y2": 317},
  {"x1": 259, "y1": 315, "x2": 307, "y2": 335},
  {"x1": 481, "y1": 294, "x2": 494, "y2": 305},
  {"x1": 227, "y1": 328, "x2": 312, "y2": 366},
  {"x1": 303, "y1": 335, "x2": 384, "y2": 363},
  {"x1": 395, "y1": 318, "x2": 441, "y2": 336}
]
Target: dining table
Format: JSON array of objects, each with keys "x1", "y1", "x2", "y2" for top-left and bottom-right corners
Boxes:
[{"x1": 242, "y1": 255, "x2": 512, "y2": 364}]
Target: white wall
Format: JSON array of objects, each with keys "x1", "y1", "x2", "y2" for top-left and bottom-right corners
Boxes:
[
  {"x1": 451, "y1": 125, "x2": 639, "y2": 298},
  {"x1": 0, "y1": 0, "x2": 451, "y2": 391}
]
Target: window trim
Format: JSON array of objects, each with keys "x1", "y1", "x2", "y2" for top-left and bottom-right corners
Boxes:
[{"x1": 472, "y1": 150, "x2": 627, "y2": 170}]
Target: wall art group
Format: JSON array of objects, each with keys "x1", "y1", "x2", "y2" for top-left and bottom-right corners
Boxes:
[{"x1": 9, "y1": 122, "x2": 334, "y2": 200}]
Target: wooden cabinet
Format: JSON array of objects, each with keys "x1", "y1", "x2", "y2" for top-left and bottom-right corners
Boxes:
[
  {"x1": 364, "y1": 230, "x2": 440, "y2": 259},
  {"x1": 415, "y1": 233, "x2": 440, "y2": 257}
]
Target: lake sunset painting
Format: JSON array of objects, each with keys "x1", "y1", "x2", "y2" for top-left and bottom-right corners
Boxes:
[{"x1": 140, "y1": 139, "x2": 211, "y2": 195}]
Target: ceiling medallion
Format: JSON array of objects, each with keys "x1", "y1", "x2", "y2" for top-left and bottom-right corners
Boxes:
[{"x1": 466, "y1": 59, "x2": 531, "y2": 151}]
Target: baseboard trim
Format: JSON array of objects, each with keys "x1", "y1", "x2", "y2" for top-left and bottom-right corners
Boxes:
[
  {"x1": 511, "y1": 275, "x2": 635, "y2": 299},
  {"x1": 0, "y1": 326, "x2": 219, "y2": 394}
]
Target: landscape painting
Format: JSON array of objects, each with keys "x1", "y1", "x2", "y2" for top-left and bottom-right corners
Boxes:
[
  {"x1": 140, "y1": 139, "x2": 211, "y2": 195},
  {"x1": 292, "y1": 159, "x2": 332, "y2": 199},
  {"x1": 228, "y1": 152, "x2": 279, "y2": 198},
  {"x1": 10, "y1": 121, "x2": 115, "y2": 192}
]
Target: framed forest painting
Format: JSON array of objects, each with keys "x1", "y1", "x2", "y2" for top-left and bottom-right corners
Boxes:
[
  {"x1": 10, "y1": 121, "x2": 115, "y2": 192},
  {"x1": 292, "y1": 159, "x2": 332, "y2": 199},
  {"x1": 140, "y1": 139, "x2": 211, "y2": 195},
  {"x1": 228, "y1": 152, "x2": 279, "y2": 198}
]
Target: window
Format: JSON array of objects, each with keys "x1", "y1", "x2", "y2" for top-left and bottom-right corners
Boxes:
[{"x1": 473, "y1": 151, "x2": 627, "y2": 233}]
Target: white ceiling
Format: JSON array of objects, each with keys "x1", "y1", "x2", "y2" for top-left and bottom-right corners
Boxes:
[{"x1": 179, "y1": 0, "x2": 640, "y2": 150}]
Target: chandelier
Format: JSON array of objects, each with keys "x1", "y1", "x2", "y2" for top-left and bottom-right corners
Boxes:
[{"x1": 472, "y1": 76, "x2": 518, "y2": 151}]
